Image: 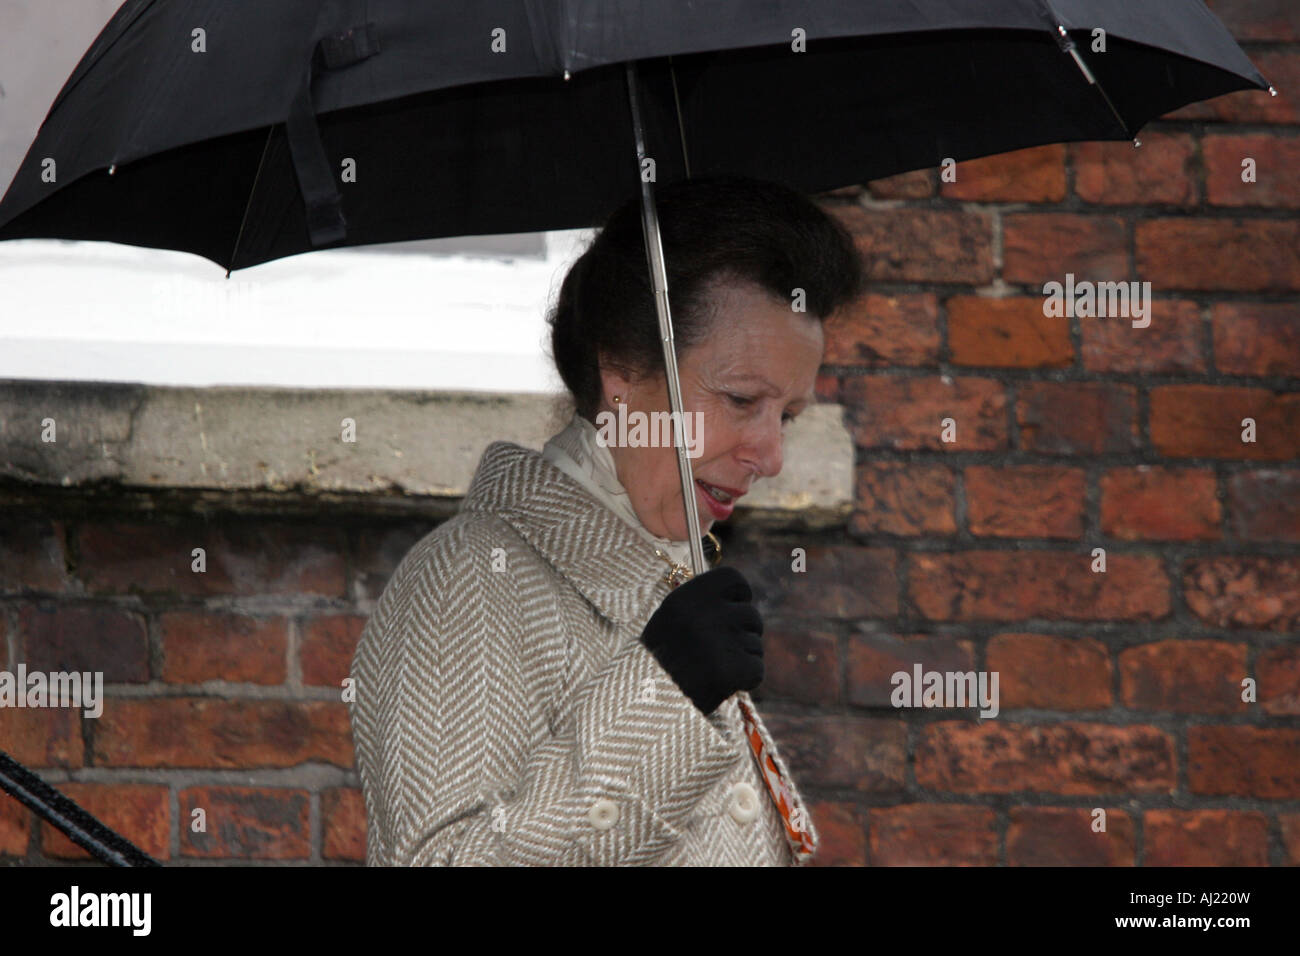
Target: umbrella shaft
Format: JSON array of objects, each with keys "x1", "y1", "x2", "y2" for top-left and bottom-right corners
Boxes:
[{"x1": 626, "y1": 63, "x2": 706, "y2": 576}]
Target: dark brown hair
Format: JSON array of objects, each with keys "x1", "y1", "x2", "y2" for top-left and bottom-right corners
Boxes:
[{"x1": 547, "y1": 176, "x2": 863, "y2": 422}]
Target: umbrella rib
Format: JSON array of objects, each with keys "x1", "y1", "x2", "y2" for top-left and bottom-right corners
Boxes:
[
  {"x1": 1039, "y1": 5, "x2": 1136, "y2": 143},
  {"x1": 669, "y1": 56, "x2": 692, "y2": 179},
  {"x1": 226, "y1": 124, "x2": 276, "y2": 277}
]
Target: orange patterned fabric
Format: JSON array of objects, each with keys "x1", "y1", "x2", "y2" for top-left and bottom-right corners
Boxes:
[{"x1": 736, "y1": 696, "x2": 816, "y2": 863}]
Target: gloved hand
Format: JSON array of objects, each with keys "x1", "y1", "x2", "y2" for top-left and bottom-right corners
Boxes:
[{"x1": 639, "y1": 566, "x2": 764, "y2": 716}]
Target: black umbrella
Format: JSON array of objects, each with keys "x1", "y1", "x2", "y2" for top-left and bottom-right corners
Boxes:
[{"x1": 0, "y1": 0, "x2": 1273, "y2": 272}]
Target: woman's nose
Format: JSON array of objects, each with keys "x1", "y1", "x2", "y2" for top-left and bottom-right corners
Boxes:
[{"x1": 744, "y1": 413, "x2": 785, "y2": 479}]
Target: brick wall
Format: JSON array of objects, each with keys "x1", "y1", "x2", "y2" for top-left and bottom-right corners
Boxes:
[
  {"x1": 2, "y1": 1, "x2": 1297, "y2": 866},
  {"x1": 0, "y1": 513, "x2": 434, "y2": 862}
]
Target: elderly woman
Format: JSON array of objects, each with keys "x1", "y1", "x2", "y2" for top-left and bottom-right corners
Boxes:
[{"x1": 349, "y1": 176, "x2": 863, "y2": 866}]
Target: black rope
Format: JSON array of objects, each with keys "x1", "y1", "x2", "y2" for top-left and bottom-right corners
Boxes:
[{"x1": 0, "y1": 750, "x2": 161, "y2": 867}]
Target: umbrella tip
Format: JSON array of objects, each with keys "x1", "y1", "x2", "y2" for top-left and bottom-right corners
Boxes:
[
  {"x1": 107, "y1": 164, "x2": 116, "y2": 176},
  {"x1": 1132, "y1": 138, "x2": 1141, "y2": 148},
  {"x1": 1268, "y1": 85, "x2": 1278, "y2": 96},
  {"x1": 563, "y1": 69, "x2": 571, "y2": 82}
]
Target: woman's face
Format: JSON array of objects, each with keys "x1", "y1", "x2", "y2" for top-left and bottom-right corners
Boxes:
[{"x1": 598, "y1": 278, "x2": 825, "y2": 542}]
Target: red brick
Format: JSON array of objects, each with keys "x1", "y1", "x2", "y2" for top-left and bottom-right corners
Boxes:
[
  {"x1": 301, "y1": 614, "x2": 366, "y2": 688},
  {"x1": 1137, "y1": 219, "x2": 1300, "y2": 292},
  {"x1": 0, "y1": 795, "x2": 28, "y2": 856},
  {"x1": 843, "y1": 376, "x2": 1008, "y2": 450},
  {"x1": 1100, "y1": 467, "x2": 1221, "y2": 541},
  {"x1": 909, "y1": 551, "x2": 1170, "y2": 622},
  {"x1": 78, "y1": 521, "x2": 347, "y2": 597},
  {"x1": 322, "y1": 787, "x2": 366, "y2": 862},
  {"x1": 40, "y1": 784, "x2": 169, "y2": 861},
  {"x1": 1168, "y1": 51, "x2": 1299, "y2": 124},
  {"x1": 805, "y1": 801, "x2": 866, "y2": 867},
  {"x1": 1119, "y1": 640, "x2": 1248, "y2": 714},
  {"x1": 1213, "y1": 302, "x2": 1300, "y2": 377},
  {"x1": 1080, "y1": 299, "x2": 1206, "y2": 373},
  {"x1": 851, "y1": 461, "x2": 956, "y2": 536},
  {"x1": 948, "y1": 296, "x2": 1073, "y2": 368},
  {"x1": 1283, "y1": 814, "x2": 1300, "y2": 865},
  {"x1": 77, "y1": 522, "x2": 223, "y2": 595},
  {"x1": 93, "y1": 698, "x2": 352, "y2": 768},
  {"x1": 831, "y1": 206, "x2": 995, "y2": 284},
  {"x1": 1228, "y1": 470, "x2": 1300, "y2": 542},
  {"x1": 759, "y1": 714, "x2": 905, "y2": 793},
  {"x1": 867, "y1": 168, "x2": 935, "y2": 199},
  {"x1": 1007, "y1": 807, "x2": 1135, "y2": 866},
  {"x1": 940, "y1": 144, "x2": 1065, "y2": 203},
  {"x1": 965, "y1": 465, "x2": 1085, "y2": 538},
  {"x1": 1205, "y1": 133, "x2": 1300, "y2": 209},
  {"x1": 1183, "y1": 555, "x2": 1300, "y2": 631},
  {"x1": 161, "y1": 612, "x2": 287, "y2": 685},
  {"x1": 871, "y1": 805, "x2": 998, "y2": 866},
  {"x1": 762, "y1": 627, "x2": 839, "y2": 704},
  {"x1": 1189, "y1": 727, "x2": 1300, "y2": 797},
  {"x1": 986, "y1": 633, "x2": 1112, "y2": 710},
  {"x1": 1144, "y1": 810, "x2": 1269, "y2": 866},
  {"x1": 917, "y1": 722, "x2": 1175, "y2": 795},
  {"x1": 1072, "y1": 134, "x2": 1197, "y2": 205},
  {"x1": 1258, "y1": 643, "x2": 1300, "y2": 715},
  {"x1": 0, "y1": 708, "x2": 83, "y2": 767},
  {"x1": 1205, "y1": 0, "x2": 1300, "y2": 41},
  {"x1": 1016, "y1": 382, "x2": 1139, "y2": 454},
  {"x1": 846, "y1": 633, "x2": 976, "y2": 709},
  {"x1": 1003, "y1": 214, "x2": 1128, "y2": 285},
  {"x1": 823, "y1": 293, "x2": 941, "y2": 368},
  {"x1": 0, "y1": 519, "x2": 71, "y2": 594},
  {"x1": 731, "y1": 545, "x2": 897, "y2": 619},
  {"x1": 16, "y1": 605, "x2": 148, "y2": 682},
  {"x1": 1149, "y1": 386, "x2": 1300, "y2": 460},
  {"x1": 181, "y1": 787, "x2": 309, "y2": 859}
]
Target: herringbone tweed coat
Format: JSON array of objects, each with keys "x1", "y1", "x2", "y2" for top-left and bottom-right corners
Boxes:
[{"x1": 349, "y1": 439, "x2": 819, "y2": 866}]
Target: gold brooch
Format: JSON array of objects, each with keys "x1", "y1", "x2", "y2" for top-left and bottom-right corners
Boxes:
[{"x1": 654, "y1": 533, "x2": 722, "y2": 589}]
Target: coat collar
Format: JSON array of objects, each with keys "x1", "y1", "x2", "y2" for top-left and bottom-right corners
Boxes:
[{"x1": 460, "y1": 440, "x2": 677, "y2": 625}]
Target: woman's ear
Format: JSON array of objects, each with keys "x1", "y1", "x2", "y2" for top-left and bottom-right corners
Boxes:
[{"x1": 597, "y1": 353, "x2": 635, "y2": 408}]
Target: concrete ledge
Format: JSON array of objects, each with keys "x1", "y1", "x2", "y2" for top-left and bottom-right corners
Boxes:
[{"x1": 0, "y1": 380, "x2": 854, "y2": 528}]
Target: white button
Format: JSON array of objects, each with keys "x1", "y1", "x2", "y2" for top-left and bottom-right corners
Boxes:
[
  {"x1": 588, "y1": 798, "x2": 620, "y2": 830},
  {"x1": 727, "y1": 782, "x2": 759, "y2": 824}
]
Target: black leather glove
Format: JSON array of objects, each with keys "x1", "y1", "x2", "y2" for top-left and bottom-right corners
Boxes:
[{"x1": 639, "y1": 566, "x2": 764, "y2": 716}]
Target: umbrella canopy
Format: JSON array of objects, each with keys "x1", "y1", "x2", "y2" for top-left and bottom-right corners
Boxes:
[{"x1": 0, "y1": 0, "x2": 1272, "y2": 271}]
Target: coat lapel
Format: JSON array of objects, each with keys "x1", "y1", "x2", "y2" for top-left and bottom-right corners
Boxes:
[{"x1": 459, "y1": 440, "x2": 673, "y2": 626}]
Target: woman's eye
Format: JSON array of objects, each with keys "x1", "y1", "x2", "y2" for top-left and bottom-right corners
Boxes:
[{"x1": 727, "y1": 393, "x2": 755, "y2": 408}]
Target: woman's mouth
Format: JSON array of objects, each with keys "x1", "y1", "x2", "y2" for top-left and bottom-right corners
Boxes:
[{"x1": 695, "y1": 479, "x2": 742, "y2": 520}]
